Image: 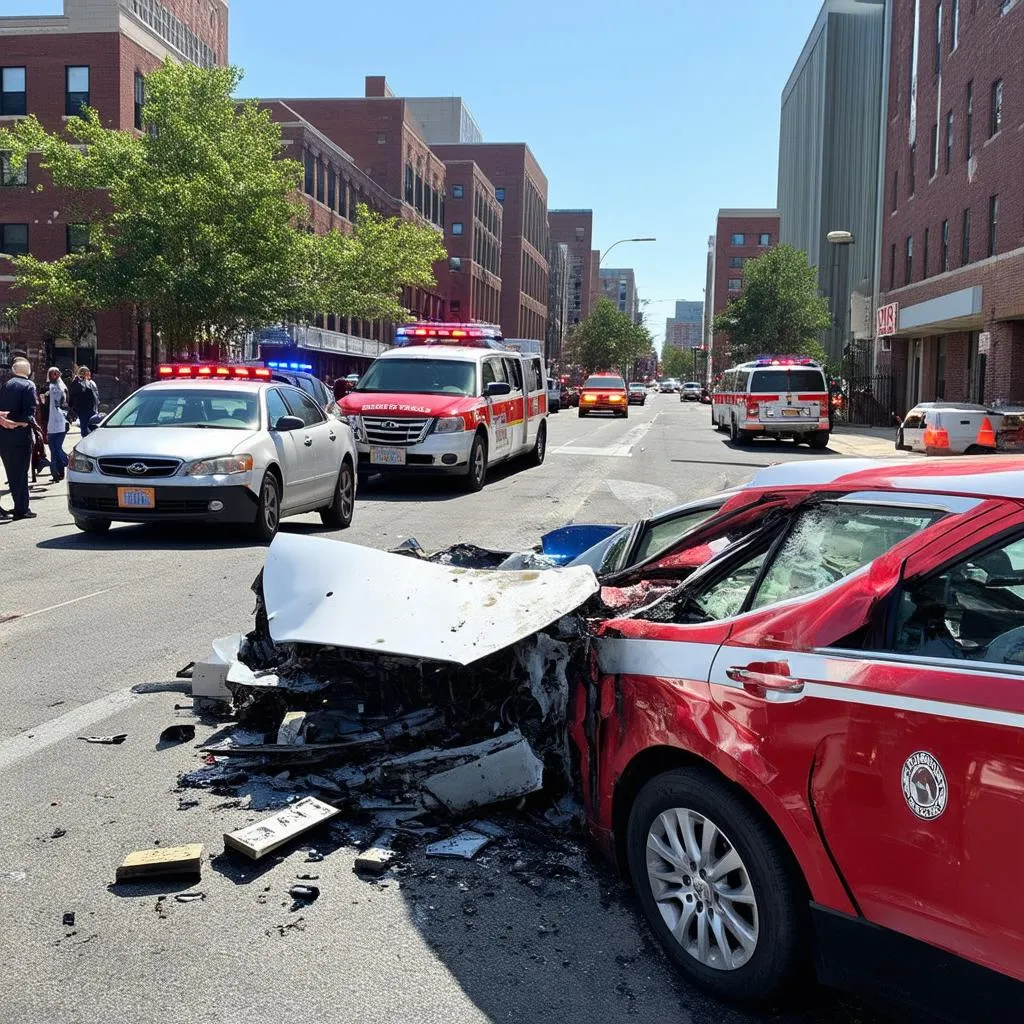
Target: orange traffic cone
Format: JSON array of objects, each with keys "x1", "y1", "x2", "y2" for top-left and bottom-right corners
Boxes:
[{"x1": 977, "y1": 416, "x2": 996, "y2": 448}]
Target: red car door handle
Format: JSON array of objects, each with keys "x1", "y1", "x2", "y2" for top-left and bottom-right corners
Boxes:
[{"x1": 726, "y1": 661, "x2": 804, "y2": 696}]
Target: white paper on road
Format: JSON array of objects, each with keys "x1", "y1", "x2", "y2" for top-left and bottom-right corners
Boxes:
[{"x1": 262, "y1": 534, "x2": 599, "y2": 666}]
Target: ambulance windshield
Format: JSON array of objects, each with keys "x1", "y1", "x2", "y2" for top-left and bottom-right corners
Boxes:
[{"x1": 357, "y1": 358, "x2": 477, "y2": 396}]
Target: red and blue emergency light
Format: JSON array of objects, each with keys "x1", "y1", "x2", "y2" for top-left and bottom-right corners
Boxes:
[
  {"x1": 749, "y1": 356, "x2": 820, "y2": 367},
  {"x1": 266, "y1": 361, "x2": 314, "y2": 371},
  {"x1": 157, "y1": 364, "x2": 272, "y2": 380},
  {"x1": 393, "y1": 322, "x2": 506, "y2": 349}
]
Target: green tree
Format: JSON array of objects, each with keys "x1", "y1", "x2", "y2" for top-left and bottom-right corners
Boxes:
[
  {"x1": 711, "y1": 244, "x2": 831, "y2": 363},
  {"x1": 567, "y1": 298, "x2": 653, "y2": 380},
  {"x1": 0, "y1": 60, "x2": 445, "y2": 355},
  {"x1": 660, "y1": 344, "x2": 691, "y2": 380}
]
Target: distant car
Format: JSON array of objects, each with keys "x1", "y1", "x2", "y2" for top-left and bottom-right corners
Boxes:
[
  {"x1": 628, "y1": 384, "x2": 647, "y2": 406},
  {"x1": 680, "y1": 382, "x2": 702, "y2": 402},
  {"x1": 548, "y1": 380, "x2": 561, "y2": 413},
  {"x1": 896, "y1": 402, "x2": 998, "y2": 455},
  {"x1": 561, "y1": 384, "x2": 579, "y2": 408},
  {"x1": 578, "y1": 374, "x2": 629, "y2": 418},
  {"x1": 659, "y1": 379, "x2": 680, "y2": 394},
  {"x1": 264, "y1": 365, "x2": 342, "y2": 420}
]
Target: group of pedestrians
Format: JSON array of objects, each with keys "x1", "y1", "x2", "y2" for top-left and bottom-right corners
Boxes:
[{"x1": 0, "y1": 360, "x2": 99, "y2": 521}]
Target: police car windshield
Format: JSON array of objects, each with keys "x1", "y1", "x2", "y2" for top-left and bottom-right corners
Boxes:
[
  {"x1": 357, "y1": 358, "x2": 476, "y2": 396},
  {"x1": 750, "y1": 369, "x2": 825, "y2": 391},
  {"x1": 104, "y1": 389, "x2": 259, "y2": 429}
]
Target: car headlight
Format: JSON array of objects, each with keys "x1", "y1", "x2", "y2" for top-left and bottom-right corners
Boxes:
[
  {"x1": 69, "y1": 450, "x2": 95, "y2": 473},
  {"x1": 582, "y1": 394, "x2": 597, "y2": 402},
  {"x1": 609, "y1": 394, "x2": 624, "y2": 402},
  {"x1": 434, "y1": 416, "x2": 465, "y2": 434},
  {"x1": 184, "y1": 454, "x2": 254, "y2": 477}
]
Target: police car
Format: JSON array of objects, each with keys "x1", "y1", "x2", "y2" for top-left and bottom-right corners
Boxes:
[
  {"x1": 67, "y1": 364, "x2": 357, "y2": 540},
  {"x1": 338, "y1": 322, "x2": 549, "y2": 491}
]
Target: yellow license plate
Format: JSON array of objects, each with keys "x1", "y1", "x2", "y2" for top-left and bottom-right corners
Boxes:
[
  {"x1": 117, "y1": 486, "x2": 155, "y2": 509},
  {"x1": 781, "y1": 408, "x2": 802, "y2": 417}
]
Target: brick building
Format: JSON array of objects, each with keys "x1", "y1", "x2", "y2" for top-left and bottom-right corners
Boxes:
[
  {"x1": 664, "y1": 300, "x2": 704, "y2": 350},
  {"x1": 876, "y1": 0, "x2": 1024, "y2": 412},
  {"x1": 432, "y1": 143, "x2": 549, "y2": 342},
  {"x1": 0, "y1": 0, "x2": 227, "y2": 389},
  {"x1": 548, "y1": 209, "x2": 595, "y2": 333},
  {"x1": 707, "y1": 208, "x2": 780, "y2": 372},
  {"x1": 437, "y1": 159, "x2": 502, "y2": 326}
]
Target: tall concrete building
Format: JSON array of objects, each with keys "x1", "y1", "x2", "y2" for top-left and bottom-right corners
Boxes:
[
  {"x1": 405, "y1": 97, "x2": 483, "y2": 146},
  {"x1": 548, "y1": 210, "x2": 595, "y2": 332},
  {"x1": 546, "y1": 241, "x2": 570, "y2": 366},
  {"x1": 779, "y1": 0, "x2": 886, "y2": 362},
  {"x1": 665, "y1": 300, "x2": 704, "y2": 350},
  {"x1": 0, "y1": 0, "x2": 228, "y2": 384},
  {"x1": 598, "y1": 268, "x2": 639, "y2": 322}
]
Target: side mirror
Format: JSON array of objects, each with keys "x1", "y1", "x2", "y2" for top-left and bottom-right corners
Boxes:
[
  {"x1": 274, "y1": 415, "x2": 305, "y2": 432},
  {"x1": 88, "y1": 413, "x2": 105, "y2": 428},
  {"x1": 485, "y1": 381, "x2": 512, "y2": 398}
]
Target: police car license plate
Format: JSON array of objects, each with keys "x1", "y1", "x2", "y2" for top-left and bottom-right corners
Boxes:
[
  {"x1": 370, "y1": 446, "x2": 406, "y2": 466},
  {"x1": 117, "y1": 486, "x2": 156, "y2": 509}
]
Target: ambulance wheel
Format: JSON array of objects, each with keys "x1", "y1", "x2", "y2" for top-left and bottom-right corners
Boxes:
[
  {"x1": 530, "y1": 421, "x2": 547, "y2": 466},
  {"x1": 808, "y1": 430, "x2": 830, "y2": 450},
  {"x1": 625, "y1": 768, "x2": 809, "y2": 1006},
  {"x1": 463, "y1": 433, "x2": 487, "y2": 492}
]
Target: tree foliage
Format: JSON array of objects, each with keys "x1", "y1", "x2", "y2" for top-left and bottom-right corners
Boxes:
[
  {"x1": 0, "y1": 60, "x2": 446, "y2": 354},
  {"x1": 567, "y1": 298, "x2": 653, "y2": 380},
  {"x1": 660, "y1": 344, "x2": 694, "y2": 381},
  {"x1": 711, "y1": 244, "x2": 831, "y2": 363}
]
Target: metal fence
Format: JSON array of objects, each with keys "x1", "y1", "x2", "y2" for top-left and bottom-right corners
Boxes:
[{"x1": 841, "y1": 373, "x2": 896, "y2": 427}]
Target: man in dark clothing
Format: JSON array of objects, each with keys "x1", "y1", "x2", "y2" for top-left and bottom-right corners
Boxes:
[
  {"x1": 0, "y1": 357, "x2": 40, "y2": 520},
  {"x1": 69, "y1": 366, "x2": 100, "y2": 436}
]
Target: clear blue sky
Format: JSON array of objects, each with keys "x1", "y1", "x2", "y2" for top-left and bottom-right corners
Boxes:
[{"x1": 11, "y1": 0, "x2": 824, "y2": 345}]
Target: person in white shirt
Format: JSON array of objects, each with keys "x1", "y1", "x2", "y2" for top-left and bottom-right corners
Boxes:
[{"x1": 45, "y1": 367, "x2": 70, "y2": 483}]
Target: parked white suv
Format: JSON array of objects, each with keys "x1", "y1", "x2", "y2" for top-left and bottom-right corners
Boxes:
[{"x1": 67, "y1": 373, "x2": 357, "y2": 540}]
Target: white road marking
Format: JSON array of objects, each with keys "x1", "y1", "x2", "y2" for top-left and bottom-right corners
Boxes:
[
  {"x1": 552, "y1": 415, "x2": 658, "y2": 458},
  {"x1": 0, "y1": 688, "x2": 137, "y2": 771},
  {"x1": 15, "y1": 588, "x2": 114, "y2": 621}
]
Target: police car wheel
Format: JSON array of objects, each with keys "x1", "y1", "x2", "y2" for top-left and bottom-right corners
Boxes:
[
  {"x1": 463, "y1": 434, "x2": 487, "y2": 492},
  {"x1": 530, "y1": 421, "x2": 547, "y2": 466},
  {"x1": 319, "y1": 459, "x2": 355, "y2": 529},
  {"x1": 626, "y1": 768, "x2": 808, "y2": 1006},
  {"x1": 74, "y1": 516, "x2": 111, "y2": 534},
  {"x1": 252, "y1": 471, "x2": 281, "y2": 542}
]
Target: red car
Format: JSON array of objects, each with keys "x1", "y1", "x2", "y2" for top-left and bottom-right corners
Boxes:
[
  {"x1": 578, "y1": 373, "x2": 628, "y2": 418},
  {"x1": 573, "y1": 456, "x2": 1024, "y2": 1017}
]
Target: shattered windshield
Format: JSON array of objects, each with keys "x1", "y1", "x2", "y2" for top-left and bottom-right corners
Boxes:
[{"x1": 357, "y1": 358, "x2": 477, "y2": 396}]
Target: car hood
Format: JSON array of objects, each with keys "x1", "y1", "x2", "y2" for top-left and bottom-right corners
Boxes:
[
  {"x1": 76, "y1": 426, "x2": 260, "y2": 459},
  {"x1": 340, "y1": 393, "x2": 479, "y2": 417}
]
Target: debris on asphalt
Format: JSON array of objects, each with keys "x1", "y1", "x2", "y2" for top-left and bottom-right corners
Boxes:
[
  {"x1": 425, "y1": 830, "x2": 492, "y2": 860},
  {"x1": 62, "y1": 912, "x2": 75, "y2": 927},
  {"x1": 222, "y1": 797, "x2": 339, "y2": 860},
  {"x1": 159, "y1": 724, "x2": 196, "y2": 744},
  {"x1": 287, "y1": 884, "x2": 320, "y2": 903},
  {"x1": 50, "y1": 827, "x2": 67, "y2": 840},
  {"x1": 79, "y1": 734, "x2": 127, "y2": 745},
  {"x1": 189, "y1": 634, "x2": 240, "y2": 704},
  {"x1": 353, "y1": 833, "x2": 396, "y2": 875},
  {"x1": 174, "y1": 891, "x2": 206, "y2": 903},
  {"x1": 115, "y1": 843, "x2": 203, "y2": 883}
]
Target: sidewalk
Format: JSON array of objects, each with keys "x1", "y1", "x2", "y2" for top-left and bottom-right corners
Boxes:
[{"x1": 828, "y1": 423, "x2": 912, "y2": 459}]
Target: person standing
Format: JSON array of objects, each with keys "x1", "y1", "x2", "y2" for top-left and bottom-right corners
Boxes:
[
  {"x1": 45, "y1": 367, "x2": 70, "y2": 482},
  {"x1": 69, "y1": 366, "x2": 99, "y2": 436},
  {"x1": 0, "y1": 357, "x2": 40, "y2": 520}
]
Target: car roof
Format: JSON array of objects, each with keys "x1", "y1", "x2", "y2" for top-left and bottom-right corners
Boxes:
[{"x1": 747, "y1": 455, "x2": 1024, "y2": 500}]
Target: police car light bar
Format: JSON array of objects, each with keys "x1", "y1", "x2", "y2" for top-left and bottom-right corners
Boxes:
[
  {"x1": 394, "y1": 322, "x2": 505, "y2": 347},
  {"x1": 157, "y1": 364, "x2": 272, "y2": 379},
  {"x1": 266, "y1": 361, "x2": 314, "y2": 371},
  {"x1": 749, "y1": 356, "x2": 820, "y2": 367}
]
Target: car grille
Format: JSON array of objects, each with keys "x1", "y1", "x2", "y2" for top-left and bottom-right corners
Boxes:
[
  {"x1": 97, "y1": 457, "x2": 181, "y2": 478},
  {"x1": 74, "y1": 495, "x2": 211, "y2": 514},
  {"x1": 361, "y1": 417, "x2": 432, "y2": 447}
]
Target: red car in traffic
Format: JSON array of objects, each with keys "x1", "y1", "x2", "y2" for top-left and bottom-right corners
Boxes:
[
  {"x1": 578, "y1": 373, "x2": 629, "y2": 418},
  {"x1": 574, "y1": 456, "x2": 1024, "y2": 1017}
]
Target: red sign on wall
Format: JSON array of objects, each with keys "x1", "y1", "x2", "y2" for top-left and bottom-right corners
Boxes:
[{"x1": 876, "y1": 302, "x2": 899, "y2": 337}]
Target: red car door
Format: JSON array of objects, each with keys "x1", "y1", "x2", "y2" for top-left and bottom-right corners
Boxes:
[{"x1": 806, "y1": 513, "x2": 1024, "y2": 981}]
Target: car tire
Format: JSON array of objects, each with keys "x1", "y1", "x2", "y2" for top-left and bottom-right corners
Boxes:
[
  {"x1": 74, "y1": 516, "x2": 111, "y2": 534},
  {"x1": 550, "y1": 400, "x2": 560, "y2": 414},
  {"x1": 319, "y1": 459, "x2": 355, "y2": 529},
  {"x1": 529, "y1": 421, "x2": 547, "y2": 466},
  {"x1": 463, "y1": 433, "x2": 487, "y2": 492},
  {"x1": 578, "y1": 409, "x2": 588, "y2": 418},
  {"x1": 808, "y1": 430, "x2": 830, "y2": 450},
  {"x1": 625, "y1": 768, "x2": 808, "y2": 1006},
  {"x1": 251, "y1": 470, "x2": 281, "y2": 543}
]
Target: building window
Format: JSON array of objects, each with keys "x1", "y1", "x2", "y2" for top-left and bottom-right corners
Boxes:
[
  {"x1": 951, "y1": 0, "x2": 959, "y2": 50},
  {"x1": 923, "y1": 227, "x2": 930, "y2": 278},
  {"x1": 908, "y1": 142, "x2": 916, "y2": 195},
  {"x1": 0, "y1": 152, "x2": 26, "y2": 187},
  {"x1": 451, "y1": 222, "x2": 463, "y2": 236},
  {"x1": 988, "y1": 194, "x2": 998, "y2": 257},
  {"x1": 404, "y1": 163, "x2": 414, "y2": 205},
  {"x1": 451, "y1": 184, "x2": 464, "y2": 199},
  {"x1": 376, "y1": 131, "x2": 387, "y2": 145},
  {"x1": 303, "y1": 151, "x2": 314, "y2": 195},
  {"x1": 65, "y1": 66, "x2": 89, "y2": 116},
  {"x1": 891, "y1": 169, "x2": 899, "y2": 211},
  {"x1": 905, "y1": 235, "x2": 914, "y2": 284},
  {"x1": 990, "y1": 79, "x2": 1003, "y2": 137},
  {"x1": 889, "y1": 243, "x2": 896, "y2": 288},
  {"x1": 327, "y1": 169, "x2": 336, "y2": 211},
  {"x1": 966, "y1": 80, "x2": 973, "y2": 157},
  {"x1": 934, "y1": 2, "x2": 942, "y2": 76},
  {"x1": 727, "y1": 278, "x2": 741, "y2": 292},
  {"x1": 315, "y1": 158, "x2": 324, "y2": 203},
  {"x1": 730, "y1": 233, "x2": 746, "y2": 245},
  {"x1": 495, "y1": 187, "x2": 505, "y2": 203},
  {"x1": 929, "y1": 122, "x2": 938, "y2": 176},
  {"x1": 0, "y1": 67, "x2": 26, "y2": 116},
  {"x1": 944, "y1": 111, "x2": 953, "y2": 172},
  {"x1": 758, "y1": 233, "x2": 771, "y2": 246},
  {"x1": 449, "y1": 257, "x2": 461, "y2": 272},
  {"x1": 134, "y1": 72, "x2": 145, "y2": 130},
  {"x1": 727, "y1": 256, "x2": 743, "y2": 268},
  {"x1": 0, "y1": 223, "x2": 28, "y2": 255},
  {"x1": 941, "y1": 219, "x2": 949, "y2": 271},
  {"x1": 415, "y1": 173, "x2": 423, "y2": 213},
  {"x1": 961, "y1": 207, "x2": 970, "y2": 265},
  {"x1": 67, "y1": 223, "x2": 89, "y2": 253}
]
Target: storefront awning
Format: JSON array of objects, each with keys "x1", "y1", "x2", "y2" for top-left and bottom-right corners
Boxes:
[{"x1": 892, "y1": 286, "x2": 983, "y2": 336}]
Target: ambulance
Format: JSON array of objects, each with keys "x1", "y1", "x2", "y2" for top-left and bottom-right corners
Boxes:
[
  {"x1": 337, "y1": 322, "x2": 549, "y2": 491},
  {"x1": 711, "y1": 355, "x2": 831, "y2": 448}
]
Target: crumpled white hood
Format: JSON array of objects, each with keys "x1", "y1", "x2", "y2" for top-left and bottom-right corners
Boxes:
[{"x1": 262, "y1": 534, "x2": 600, "y2": 666}]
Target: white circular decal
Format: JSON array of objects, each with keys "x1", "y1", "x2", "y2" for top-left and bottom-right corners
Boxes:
[{"x1": 901, "y1": 751, "x2": 948, "y2": 820}]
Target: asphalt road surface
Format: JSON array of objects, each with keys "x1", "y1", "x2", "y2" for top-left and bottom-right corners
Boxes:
[{"x1": 0, "y1": 396, "x2": 900, "y2": 1024}]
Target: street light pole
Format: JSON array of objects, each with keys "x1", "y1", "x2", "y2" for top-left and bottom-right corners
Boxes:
[{"x1": 600, "y1": 237, "x2": 656, "y2": 266}]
